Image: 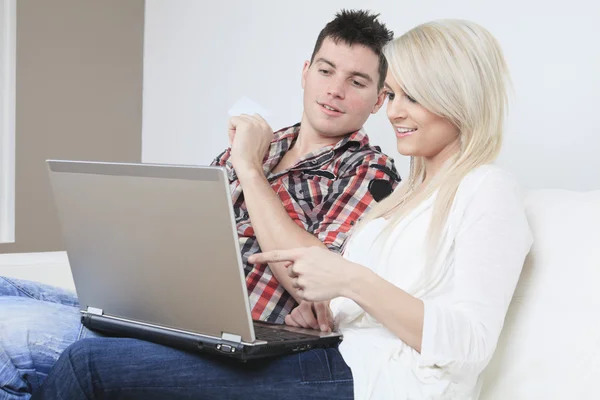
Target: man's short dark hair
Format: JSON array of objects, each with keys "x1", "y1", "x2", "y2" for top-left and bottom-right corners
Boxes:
[{"x1": 310, "y1": 9, "x2": 394, "y2": 90}]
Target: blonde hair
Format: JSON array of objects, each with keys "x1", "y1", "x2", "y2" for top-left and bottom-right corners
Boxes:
[{"x1": 356, "y1": 19, "x2": 511, "y2": 294}]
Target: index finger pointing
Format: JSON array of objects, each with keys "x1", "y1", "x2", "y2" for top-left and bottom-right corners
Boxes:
[{"x1": 248, "y1": 249, "x2": 300, "y2": 264}]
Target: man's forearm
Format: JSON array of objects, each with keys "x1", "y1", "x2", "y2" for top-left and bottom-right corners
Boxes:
[{"x1": 238, "y1": 168, "x2": 326, "y2": 301}]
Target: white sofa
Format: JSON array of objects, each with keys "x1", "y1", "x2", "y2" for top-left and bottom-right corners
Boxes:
[
  {"x1": 1, "y1": 189, "x2": 599, "y2": 399},
  {"x1": 0, "y1": 251, "x2": 74, "y2": 290},
  {"x1": 480, "y1": 189, "x2": 600, "y2": 398}
]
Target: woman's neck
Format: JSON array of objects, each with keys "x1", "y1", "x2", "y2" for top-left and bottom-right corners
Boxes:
[{"x1": 421, "y1": 143, "x2": 461, "y2": 186}]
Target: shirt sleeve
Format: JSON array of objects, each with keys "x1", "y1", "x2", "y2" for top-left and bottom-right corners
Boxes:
[
  {"x1": 210, "y1": 147, "x2": 230, "y2": 167},
  {"x1": 419, "y1": 169, "x2": 533, "y2": 380},
  {"x1": 210, "y1": 147, "x2": 237, "y2": 181},
  {"x1": 310, "y1": 153, "x2": 400, "y2": 253}
]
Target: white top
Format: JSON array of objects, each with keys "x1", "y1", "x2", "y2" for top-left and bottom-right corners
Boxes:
[{"x1": 330, "y1": 165, "x2": 533, "y2": 400}]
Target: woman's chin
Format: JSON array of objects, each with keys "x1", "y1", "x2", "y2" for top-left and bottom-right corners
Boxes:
[{"x1": 396, "y1": 143, "x2": 419, "y2": 157}]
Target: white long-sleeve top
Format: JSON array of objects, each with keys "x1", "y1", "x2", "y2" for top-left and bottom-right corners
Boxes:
[{"x1": 330, "y1": 165, "x2": 533, "y2": 399}]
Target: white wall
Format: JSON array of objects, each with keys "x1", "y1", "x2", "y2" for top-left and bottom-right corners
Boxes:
[
  {"x1": 142, "y1": 0, "x2": 600, "y2": 191},
  {"x1": 0, "y1": 0, "x2": 16, "y2": 244}
]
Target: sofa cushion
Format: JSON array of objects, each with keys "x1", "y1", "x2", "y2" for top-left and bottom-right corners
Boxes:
[
  {"x1": 0, "y1": 251, "x2": 74, "y2": 290},
  {"x1": 480, "y1": 189, "x2": 600, "y2": 399}
]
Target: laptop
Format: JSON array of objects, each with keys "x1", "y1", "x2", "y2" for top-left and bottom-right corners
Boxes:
[{"x1": 46, "y1": 160, "x2": 342, "y2": 361}]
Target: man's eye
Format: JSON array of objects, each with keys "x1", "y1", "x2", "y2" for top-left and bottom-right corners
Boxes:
[
  {"x1": 353, "y1": 80, "x2": 366, "y2": 88},
  {"x1": 319, "y1": 69, "x2": 331, "y2": 75}
]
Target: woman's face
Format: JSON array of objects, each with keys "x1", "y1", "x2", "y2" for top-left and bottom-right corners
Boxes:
[{"x1": 384, "y1": 71, "x2": 460, "y2": 165}]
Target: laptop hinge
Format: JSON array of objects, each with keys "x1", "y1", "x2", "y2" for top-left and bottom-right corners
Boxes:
[
  {"x1": 86, "y1": 306, "x2": 104, "y2": 316},
  {"x1": 221, "y1": 332, "x2": 242, "y2": 343}
]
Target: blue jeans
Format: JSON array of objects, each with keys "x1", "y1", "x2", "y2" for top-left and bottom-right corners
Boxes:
[
  {"x1": 33, "y1": 337, "x2": 354, "y2": 399},
  {"x1": 0, "y1": 277, "x2": 100, "y2": 400}
]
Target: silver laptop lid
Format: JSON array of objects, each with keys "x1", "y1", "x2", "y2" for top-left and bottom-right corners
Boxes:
[{"x1": 47, "y1": 160, "x2": 256, "y2": 343}]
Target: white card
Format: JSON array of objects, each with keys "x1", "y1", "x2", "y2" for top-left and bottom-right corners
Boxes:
[{"x1": 228, "y1": 96, "x2": 273, "y2": 120}]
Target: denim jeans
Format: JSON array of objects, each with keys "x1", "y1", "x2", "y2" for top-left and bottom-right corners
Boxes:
[
  {"x1": 0, "y1": 277, "x2": 100, "y2": 400},
  {"x1": 33, "y1": 337, "x2": 354, "y2": 400}
]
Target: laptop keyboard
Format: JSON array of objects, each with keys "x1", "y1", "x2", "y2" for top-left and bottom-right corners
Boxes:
[{"x1": 253, "y1": 324, "x2": 317, "y2": 342}]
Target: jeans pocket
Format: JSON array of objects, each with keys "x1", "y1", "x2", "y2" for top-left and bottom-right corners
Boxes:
[{"x1": 298, "y1": 349, "x2": 333, "y2": 383}]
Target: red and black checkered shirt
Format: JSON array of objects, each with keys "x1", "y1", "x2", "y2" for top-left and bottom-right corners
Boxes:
[{"x1": 212, "y1": 123, "x2": 400, "y2": 323}]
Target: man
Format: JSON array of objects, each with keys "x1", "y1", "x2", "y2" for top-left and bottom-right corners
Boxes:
[
  {"x1": 0, "y1": 9, "x2": 399, "y2": 399},
  {"x1": 213, "y1": 9, "x2": 398, "y2": 330}
]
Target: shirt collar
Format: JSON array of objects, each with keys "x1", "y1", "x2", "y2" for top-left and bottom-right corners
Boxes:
[{"x1": 266, "y1": 123, "x2": 371, "y2": 166}]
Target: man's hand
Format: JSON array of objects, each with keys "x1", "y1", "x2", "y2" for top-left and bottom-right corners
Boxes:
[
  {"x1": 228, "y1": 114, "x2": 273, "y2": 175},
  {"x1": 285, "y1": 300, "x2": 334, "y2": 332}
]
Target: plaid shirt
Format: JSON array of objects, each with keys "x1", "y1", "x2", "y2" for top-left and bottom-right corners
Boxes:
[{"x1": 212, "y1": 124, "x2": 400, "y2": 323}]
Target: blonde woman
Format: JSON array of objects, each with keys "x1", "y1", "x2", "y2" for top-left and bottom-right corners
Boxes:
[{"x1": 33, "y1": 19, "x2": 532, "y2": 400}]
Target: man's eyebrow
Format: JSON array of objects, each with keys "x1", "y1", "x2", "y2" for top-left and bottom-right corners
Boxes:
[
  {"x1": 352, "y1": 71, "x2": 373, "y2": 83},
  {"x1": 314, "y1": 57, "x2": 336, "y2": 69},
  {"x1": 315, "y1": 57, "x2": 374, "y2": 83}
]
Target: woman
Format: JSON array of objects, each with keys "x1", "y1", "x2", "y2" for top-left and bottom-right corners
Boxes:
[{"x1": 32, "y1": 19, "x2": 532, "y2": 400}]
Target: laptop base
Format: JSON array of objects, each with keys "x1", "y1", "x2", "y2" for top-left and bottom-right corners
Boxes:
[{"x1": 82, "y1": 313, "x2": 343, "y2": 361}]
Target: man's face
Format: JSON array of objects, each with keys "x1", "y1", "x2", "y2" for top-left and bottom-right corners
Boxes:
[{"x1": 301, "y1": 37, "x2": 385, "y2": 139}]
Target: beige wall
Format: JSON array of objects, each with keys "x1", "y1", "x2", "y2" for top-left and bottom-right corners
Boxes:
[{"x1": 0, "y1": 0, "x2": 145, "y2": 253}]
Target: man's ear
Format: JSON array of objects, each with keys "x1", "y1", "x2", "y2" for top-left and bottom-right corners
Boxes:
[
  {"x1": 301, "y1": 60, "x2": 310, "y2": 89},
  {"x1": 372, "y1": 88, "x2": 387, "y2": 114}
]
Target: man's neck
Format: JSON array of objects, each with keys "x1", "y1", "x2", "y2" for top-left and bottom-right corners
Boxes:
[
  {"x1": 271, "y1": 116, "x2": 346, "y2": 174},
  {"x1": 293, "y1": 113, "x2": 345, "y2": 157}
]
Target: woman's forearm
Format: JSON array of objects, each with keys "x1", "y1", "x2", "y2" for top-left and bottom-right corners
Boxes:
[{"x1": 342, "y1": 264, "x2": 425, "y2": 352}]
